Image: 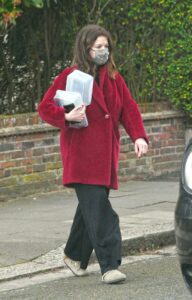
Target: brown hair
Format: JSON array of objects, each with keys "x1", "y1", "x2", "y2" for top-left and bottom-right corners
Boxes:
[{"x1": 71, "y1": 24, "x2": 116, "y2": 79}]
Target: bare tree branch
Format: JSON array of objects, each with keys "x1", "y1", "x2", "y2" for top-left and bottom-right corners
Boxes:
[
  {"x1": 96, "y1": 0, "x2": 113, "y2": 23},
  {"x1": 100, "y1": 0, "x2": 113, "y2": 15},
  {"x1": 88, "y1": 0, "x2": 97, "y2": 22}
]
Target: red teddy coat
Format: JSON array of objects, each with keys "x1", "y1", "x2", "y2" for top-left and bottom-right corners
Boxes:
[{"x1": 38, "y1": 65, "x2": 148, "y2": 190}]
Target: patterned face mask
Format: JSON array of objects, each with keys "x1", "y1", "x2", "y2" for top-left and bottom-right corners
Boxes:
[{"x1": 92, "y1": 48, "x2": 109, "y2": 66}]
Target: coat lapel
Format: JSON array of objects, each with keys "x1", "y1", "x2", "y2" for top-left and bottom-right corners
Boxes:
[{"x1": 92, "y1": 65, "x2": 109, "y2": 113}]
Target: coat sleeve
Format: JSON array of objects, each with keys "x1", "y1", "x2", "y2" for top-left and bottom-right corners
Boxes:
[
  {"x1": 117, "y1": 73, "x2": 149, "y2": 144},
  {"x1": 37, "y1": 68, "x2": 71, "y2": 129}
]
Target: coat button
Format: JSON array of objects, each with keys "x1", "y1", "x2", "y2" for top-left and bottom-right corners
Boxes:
[{"x1": 105, "y1": 114, "x2": 110, "y2": 119}]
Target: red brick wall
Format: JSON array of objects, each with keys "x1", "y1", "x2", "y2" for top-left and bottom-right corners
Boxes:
[
  {"x1": 118, "y1": 111, "x2": 185, "y2": 181},
  {"x1": 0, "y1": 111, "x2": 185, "y2": 200}
]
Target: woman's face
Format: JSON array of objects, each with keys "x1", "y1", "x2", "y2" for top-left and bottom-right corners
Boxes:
[{"x1": 89, "y1": 35, "x2": 109, "y2": 59}]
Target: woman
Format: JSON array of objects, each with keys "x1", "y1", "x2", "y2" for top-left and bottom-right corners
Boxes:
[{"x1": 38, "y1": 24, "x2": 149, "y2": 284}]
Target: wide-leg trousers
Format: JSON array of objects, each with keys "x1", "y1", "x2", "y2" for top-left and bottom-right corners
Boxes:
[{"x1": 64, "y1": 184, "x2": 122, "y2": 275}]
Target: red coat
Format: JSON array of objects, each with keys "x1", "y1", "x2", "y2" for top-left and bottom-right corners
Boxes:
[{"x1": 38, "y1": 65, "x2": 148, "y2": 189}]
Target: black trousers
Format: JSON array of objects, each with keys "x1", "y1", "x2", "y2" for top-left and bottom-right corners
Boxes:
[{"x1": 64, "y1": 184, "x2": 122, "y2": 275}]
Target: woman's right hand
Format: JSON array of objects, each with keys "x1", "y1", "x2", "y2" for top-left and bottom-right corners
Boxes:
[{"x1": 65, "y1": 105, "x2": 86, "y2": 122}]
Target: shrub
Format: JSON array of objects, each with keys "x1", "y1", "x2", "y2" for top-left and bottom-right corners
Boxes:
[{"x1": 0, "y1": 0, "x2": 191, "y2": 118}]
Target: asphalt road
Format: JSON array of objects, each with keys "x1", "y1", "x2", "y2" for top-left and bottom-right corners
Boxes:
[{"x1": 0, "y1": 249, "x2": 191, "y2": 300}]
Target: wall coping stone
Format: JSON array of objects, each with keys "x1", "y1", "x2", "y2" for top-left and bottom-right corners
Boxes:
[
  {"x1": 0, "y1": 110, "x2": 184, "y2": 138},
  {"x1": 0, "y1": 124, "x2": 59, "y2": 138},
  {"x1": 142, "y1": 110, "x2": 184, "y2": 121},
  {"x1": 0, "y1": 113, "x2": 40, "y2": 128}
]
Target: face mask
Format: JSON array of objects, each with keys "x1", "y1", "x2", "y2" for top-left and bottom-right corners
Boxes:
[{"x1": 92, "y1": 48, "x2": 109, "y2": 66}]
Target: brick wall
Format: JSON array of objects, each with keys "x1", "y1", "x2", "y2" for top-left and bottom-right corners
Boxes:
[
  {"x1": 0, "y1": 111, "x2": 186, "y2": 200},
  {"x1": 118, "y1": 111, "x2": 185, "y2": 182}
]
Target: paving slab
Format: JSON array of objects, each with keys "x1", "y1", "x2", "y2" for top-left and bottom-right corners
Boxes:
[{"x1": 0, "y1": 181, "x2": 178, "y2": 282}]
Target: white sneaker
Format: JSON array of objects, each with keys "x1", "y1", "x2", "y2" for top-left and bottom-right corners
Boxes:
[
  {"x1": 64, "y1": 256, "x2": 87, "y2": 277},
  {"x1": 102, "y1": 270, "x2": 126, "y2": 284}
]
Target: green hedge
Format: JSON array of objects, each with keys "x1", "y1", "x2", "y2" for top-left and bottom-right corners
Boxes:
[
  {"x1": 0, "y1": 0, "x2": 192, "y2": 117},
  {"x1": 103, "y1": 0, "x2": 192, "y2": 118}
]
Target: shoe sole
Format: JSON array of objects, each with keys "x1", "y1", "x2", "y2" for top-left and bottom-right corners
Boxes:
[
  {"x1": 64, "y1": 259, "x2": 87, "y2": 277},
  {"x1": 102, "y1": 277, "x2": 126, "y2": 284}
]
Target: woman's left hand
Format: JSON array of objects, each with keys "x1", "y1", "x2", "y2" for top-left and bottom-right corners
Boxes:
[{"x1": 134, "y1": 138, "x2": 148, "y2": 158}]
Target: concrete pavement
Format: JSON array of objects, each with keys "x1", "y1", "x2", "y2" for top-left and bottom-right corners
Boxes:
[{"x1": 0, "y1": 181, "x2": 179, "y2": 282}]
